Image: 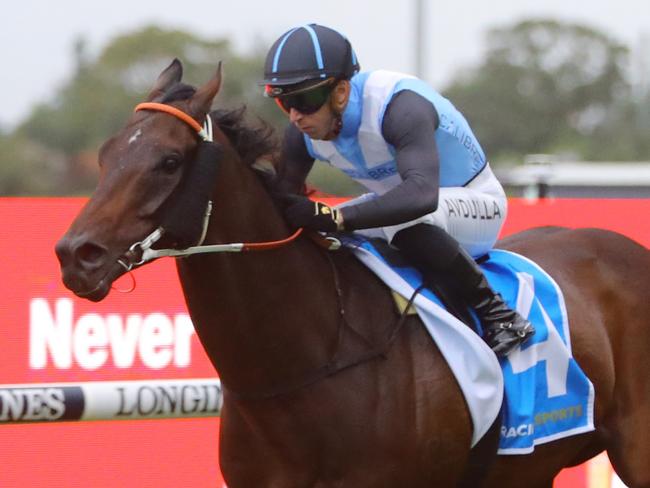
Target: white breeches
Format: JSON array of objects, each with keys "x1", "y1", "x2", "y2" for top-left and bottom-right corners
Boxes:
[{"x1": 340, "y1": 164, "x2": 507, "y2": 258}]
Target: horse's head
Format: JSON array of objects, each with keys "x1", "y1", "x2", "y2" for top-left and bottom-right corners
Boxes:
[{"x1": 55, "y1": 59, "x2": 226, "y2": 301}]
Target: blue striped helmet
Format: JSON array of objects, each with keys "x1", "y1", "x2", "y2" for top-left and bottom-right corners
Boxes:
[{"x1": 261, "y1": 24, "x2": 360, "y2": 92}]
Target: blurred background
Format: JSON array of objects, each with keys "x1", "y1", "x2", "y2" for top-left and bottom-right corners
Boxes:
[{"x1": 1, "y1": 0, "x2": 648, "y2": 196}]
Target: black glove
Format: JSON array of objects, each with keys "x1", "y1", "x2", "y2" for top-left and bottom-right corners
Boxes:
[{"x1": 280, "y1": 194, "x2": 343, "y2": 232}]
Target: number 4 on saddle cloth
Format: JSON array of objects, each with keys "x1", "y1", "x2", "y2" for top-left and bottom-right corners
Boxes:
[{"x1": 341, "y1": 235, "x2": 595, "y2": 455}]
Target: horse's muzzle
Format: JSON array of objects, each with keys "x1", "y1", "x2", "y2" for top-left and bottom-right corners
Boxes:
[{"x1": 55, "y1": 234, "x2": 113, "y2": 301}]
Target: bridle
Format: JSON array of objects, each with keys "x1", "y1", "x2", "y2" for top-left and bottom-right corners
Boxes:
[
  {"x1": 116, "y1": 102, "x2": 338, "y2": 274},
  {"x1": 135, "y1": 102, "x2": 215, "y2": 141},
  {"x1": 108, "y1": 101, "x2": 411, "y2": 401}
]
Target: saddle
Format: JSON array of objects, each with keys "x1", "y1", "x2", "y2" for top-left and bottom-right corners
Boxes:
[{"x1": 371, "y1": 239, "x2": 476, "y2": 326}]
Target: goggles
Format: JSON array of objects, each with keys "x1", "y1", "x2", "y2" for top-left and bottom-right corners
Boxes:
[{"x1": 266, "y1": 78, "x2": 336, "y2": 115}]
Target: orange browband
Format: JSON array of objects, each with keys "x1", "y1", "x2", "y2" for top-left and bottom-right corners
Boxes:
[{"x1": 134, "y1": 102, "x2": 204, "y2": 134}]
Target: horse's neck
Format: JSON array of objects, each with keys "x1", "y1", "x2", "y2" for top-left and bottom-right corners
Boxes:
[{"x1": 177, "y1": 157, "x2": 340, "y2": 395}]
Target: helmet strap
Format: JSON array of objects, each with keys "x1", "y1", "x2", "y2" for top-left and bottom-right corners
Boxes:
[
  {"x1": 332, "y1": 113, "x2": 343, "y2": 138},
  {"x1": 322, "y1": 103, "x2": 343, "y2": 140},
  {"x1": 324, "y1": 80, "x2": 348, "y2": 139}
]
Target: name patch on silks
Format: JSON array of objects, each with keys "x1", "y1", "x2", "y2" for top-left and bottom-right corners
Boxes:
[{"x1": 341, "y1": 236, "x2": 595, "y2": 454}]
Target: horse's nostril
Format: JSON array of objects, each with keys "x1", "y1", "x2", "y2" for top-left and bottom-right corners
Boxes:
[
  {"x1": 75, "y1": 242, "x2": 108, "y2": 269},
  {"x1": 55, "y1": 239, "x2": 72, "y2": 266}
]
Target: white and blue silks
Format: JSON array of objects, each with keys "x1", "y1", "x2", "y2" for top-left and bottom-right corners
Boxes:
[
  {"x1": 342, "y1": 236, "x2": 595, "y2": 454},
  {"x1": 304, "y1": 70, "x2": 487, "y2": 194}
]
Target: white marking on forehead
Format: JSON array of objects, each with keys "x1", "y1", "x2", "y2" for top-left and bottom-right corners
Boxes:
[{"x1": 128, "y1": 128, "x2": 143, "y2": 145}]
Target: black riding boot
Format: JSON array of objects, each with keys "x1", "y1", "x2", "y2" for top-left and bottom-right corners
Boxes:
[
  {"x1": 392, "y1": 224, "x2": 535, "y2": 357},
  {"x1": 449, "y1": 247, "x2": 535, "y2": 356}
]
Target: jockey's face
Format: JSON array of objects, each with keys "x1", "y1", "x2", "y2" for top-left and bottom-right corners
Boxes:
[{"x1": 287, "y1": 80, "x2": 350, "y2": 141}]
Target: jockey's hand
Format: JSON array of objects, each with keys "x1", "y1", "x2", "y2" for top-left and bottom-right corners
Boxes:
[{"x1": 280, "y1": 194, "x2": 344, "y2": 232}]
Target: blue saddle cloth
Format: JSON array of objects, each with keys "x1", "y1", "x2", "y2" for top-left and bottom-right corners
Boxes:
[{"x1": 343, "y1": 236, "x2": 595, "y2": 454}]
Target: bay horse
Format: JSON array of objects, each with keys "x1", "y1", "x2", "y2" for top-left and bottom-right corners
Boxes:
[{"x1": 55, "y1": 60, "x2": 650, "y2": 487}]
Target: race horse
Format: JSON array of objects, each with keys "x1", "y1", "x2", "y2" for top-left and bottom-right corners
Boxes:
[{"x1": 56, "y1": 60, "x2": 650, "y2": 487}]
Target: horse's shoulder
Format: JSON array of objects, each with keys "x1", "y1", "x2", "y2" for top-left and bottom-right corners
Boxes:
[{"x1": 332, "y1": 246, "x2": 394, "y2": 296}]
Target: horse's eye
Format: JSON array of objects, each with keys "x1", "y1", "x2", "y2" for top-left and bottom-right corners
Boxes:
[{"x1": 160, "y1": 156, "x2": 182, "y2": 174}]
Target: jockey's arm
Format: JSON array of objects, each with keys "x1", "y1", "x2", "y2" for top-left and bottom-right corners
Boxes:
[
  {"x1": 276, "y1": 123, "x2": 315, "y2": 194},
  {"x1": 340, "y1": 90, "x2": 441, "y2": 230}
]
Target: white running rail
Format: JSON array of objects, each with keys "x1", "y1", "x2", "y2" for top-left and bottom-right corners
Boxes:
[{"x1": 0, "y1": 378, "x2": 222, "y2": 423}]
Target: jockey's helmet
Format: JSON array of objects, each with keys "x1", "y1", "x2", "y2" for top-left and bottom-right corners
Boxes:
[{"x1": 261, "y1": 24, "x2": 360, "y2": 98}]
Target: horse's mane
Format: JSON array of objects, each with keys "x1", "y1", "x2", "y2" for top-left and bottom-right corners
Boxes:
[
  {"x1": 211, "y1": 107, "x2": 279, "y2": 168},
  {"x1": 161, "y1": 82, "x2": 279, "y2": 168}
]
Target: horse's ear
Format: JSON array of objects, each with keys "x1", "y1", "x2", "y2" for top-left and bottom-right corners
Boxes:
[
  {"x1": 189, "y1": 62, "x2": 222, "y2": 118},
  {"x1": 146, "y1": 58, "x2": 183, "y2": 102}
]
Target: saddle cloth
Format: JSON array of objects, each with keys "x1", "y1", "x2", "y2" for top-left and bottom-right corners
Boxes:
[{"x1": 341, "y1": 235, "x2": 595, "y2": 454}]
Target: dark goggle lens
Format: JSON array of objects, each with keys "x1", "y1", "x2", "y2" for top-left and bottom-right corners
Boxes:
[{"x1": 275, "y1": 84, "x2": 333, "y2": 115}]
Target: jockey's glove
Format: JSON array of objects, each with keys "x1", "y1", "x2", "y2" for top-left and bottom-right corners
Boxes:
[{"x1": 280, "y1": 194, "x2": 344, "y2": 233}]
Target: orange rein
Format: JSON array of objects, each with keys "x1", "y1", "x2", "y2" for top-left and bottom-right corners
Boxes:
[{"x1": 242, "y1": 228, "x2": 304, "y2": 251}]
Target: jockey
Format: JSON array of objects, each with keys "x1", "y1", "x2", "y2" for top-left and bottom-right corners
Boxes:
[{"x1": 261, "y1": 23, "x2": 534, "y2": 356}]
